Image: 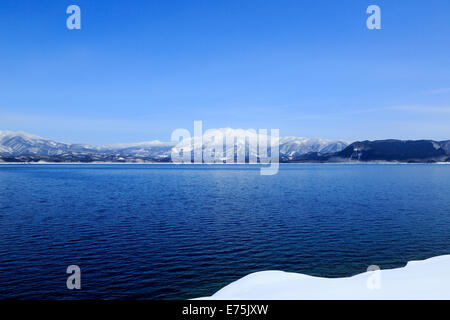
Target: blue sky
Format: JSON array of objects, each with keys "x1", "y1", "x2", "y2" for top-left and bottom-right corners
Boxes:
[{"x1": 1, "y1": 0, "x2": 450, "y2": 144}]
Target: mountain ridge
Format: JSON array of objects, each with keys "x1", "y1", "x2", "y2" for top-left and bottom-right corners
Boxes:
[
  {"x1": 1, "y1": 130, "x2": 449, "y2": 163},
  {"x1": 288, "y1": 139, "x2": 450, "y2": 163},
  {"x1": 0, "y1": 129, "x2": 347, "y2": 163}
]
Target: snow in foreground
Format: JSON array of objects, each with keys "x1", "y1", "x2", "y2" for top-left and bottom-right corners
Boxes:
[{"x1": 199, "y1": 255, "x2": 450, "y2": 300}]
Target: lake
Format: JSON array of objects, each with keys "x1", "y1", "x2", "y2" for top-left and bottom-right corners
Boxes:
[{"x1": 0, "y1": 164, "x2": 450, "y2": 299}]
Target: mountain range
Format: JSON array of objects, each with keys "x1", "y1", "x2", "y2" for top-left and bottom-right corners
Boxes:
[
  {"x1": 289, "y1": 139, "x2": 450, "y2": 163},
  {"x1": 0, "y1": 130, "x2": 449, "y2": 163}
]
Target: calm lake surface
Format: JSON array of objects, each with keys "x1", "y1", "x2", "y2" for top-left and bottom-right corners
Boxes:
[{"x1": 1, "y1": 164, "x2": 450, "y2": 299}]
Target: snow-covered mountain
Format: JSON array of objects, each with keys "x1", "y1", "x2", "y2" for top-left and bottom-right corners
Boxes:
[
  {"x1": 0, "y1": 131, "x2": 97, "y2": 156},
  {"x1": 102, "y1": 141, "x2": 176, "y2": 159},
  {"x1": 279, "y1": 136, "x2": 348, "y2": 158},
  {"x1": 172, "y1": 128, "x2": 267, "y2": 162},
  {"x1": 171, "y1": 128, "x2": 348, "y2": 162},
  {"x1": 0, "y1": 129, "x2": 348, "y2": 162},
  {"x1": 440, "y1": 140, "x2": 450, "y2": 154}
]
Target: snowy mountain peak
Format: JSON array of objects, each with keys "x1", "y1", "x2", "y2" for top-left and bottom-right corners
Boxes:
[{"x1": 0, "y1": 130, "x2": 46, "y2": 142}]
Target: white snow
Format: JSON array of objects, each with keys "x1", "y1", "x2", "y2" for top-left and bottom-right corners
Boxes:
[
  {"x1": 172, "y1": 128, "x2": 270, "y2": 161},
  {"x1": 198, "y1": 255, "x2": 450, "y2": 300},
  {"x1": 279, "y1": 136, "x2": 348, "y2": 156},
  {"x1": 0, "y1": 130, "x2": 45, "y2": 141},
  {"x1": 171, "y1": 128, "x2": 348, "y2": 161}
]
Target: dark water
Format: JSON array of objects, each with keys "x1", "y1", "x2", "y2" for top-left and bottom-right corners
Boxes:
[{"x1": 1, "y1": 164, "x2": 450, "y2": 299}]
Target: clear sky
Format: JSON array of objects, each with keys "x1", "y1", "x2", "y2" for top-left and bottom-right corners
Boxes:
[{"x1": 1, "y1": 0, "x2": 450, "y2": 144}]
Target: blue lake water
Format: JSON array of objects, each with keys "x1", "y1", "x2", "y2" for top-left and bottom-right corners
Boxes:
[{"x1": 1, "y1": 164, "x2": 450, "y2": 299}]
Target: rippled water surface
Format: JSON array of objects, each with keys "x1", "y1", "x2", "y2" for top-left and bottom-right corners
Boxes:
[{"x1": 1, "y1": 164, "x2": 450, "y2": 299}]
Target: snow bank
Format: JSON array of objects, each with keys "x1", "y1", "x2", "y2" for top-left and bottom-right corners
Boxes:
[{"x1": 199, "y1": 255, "x2": 450, "y2": 300}]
